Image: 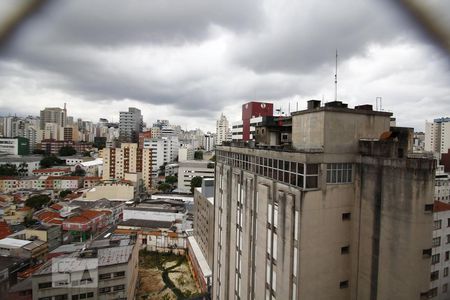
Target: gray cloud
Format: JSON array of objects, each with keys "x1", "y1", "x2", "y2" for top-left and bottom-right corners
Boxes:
[{"x1": 0, "y1": 0, "x2": 448, "y2": 132}]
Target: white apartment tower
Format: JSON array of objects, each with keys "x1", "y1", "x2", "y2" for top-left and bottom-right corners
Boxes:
[
  {"x1": 216, "y1": 113, "x2": 230, "y2": 146},
  {"x1": 425, "y1": 118, "x2": 450, "y2": 157},
  {"x1": 119, "y1": 107, "x2": 143, "y2": 143}
]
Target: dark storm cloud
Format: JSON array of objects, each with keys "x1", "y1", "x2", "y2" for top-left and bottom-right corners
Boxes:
[{"x1": 232, "y1": 0, "x2": 420, "y2": 74}]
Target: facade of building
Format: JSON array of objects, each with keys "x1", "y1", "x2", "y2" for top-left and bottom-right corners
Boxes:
[
  {"x1": 177, "y1": 160, "x2": 215, "y2": 193},
  {"x1": 216, "y1": 113, "x2": 231, "y2": 146},
  {"x1": 145, "y1": 136, "x2": 179, "y2": 179},
  {"x1": 40, "y1": 107, "x2": 67, "y2": 130},
  {"x1": 32, "y1": 242, "x2": 139, "y2": 300},
  {"x1": 178, "y1": 146, "x2": 194, "y2": 162},
  {"x1": 214, "y1": 100, "x2": 434, "y2": 300},
  {"x1": 102, "y1": 143, "x2": 152, "y2": 190},
  {"x1": 231, "y1": 101, "x2": 274, "y2": 142},
  {"x1": 435, "y1": 165, "x2": 450, "y2": 203},
  {"x1": 426, "y1": 117, "x2": 450, "y2": 158},
  {"x1": 119, "y1": 107, "x2": 143, "y2": 142},
  {"x1": 0, "y1": 137, "x2": 29, "y2": 156},
  {"x1": 431, "y1": 201, "x2": 450, "y2": 299},
  {"x1": 193, "y1": 179, "x2": 214, "y2": 268},
  {"x1": 0, "y1": 156, "x2": 41, "y2": 177}
]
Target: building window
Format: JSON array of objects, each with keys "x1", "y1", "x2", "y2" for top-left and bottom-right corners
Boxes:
[
  {"x1": 55, "y1": 295, "x2": 68, "y2": 300},
  {"x1": 433, "y1": 237, "x2": 441, "y2": 247},
  {"x1": 342, "y1": 213, "x2": 351, "y2": 221},
  {"x1": 339, "y1": 280, "x2": 349, "y2": 289},
  {"x1": 99, "y1": 273, "x2": 111, "y2": 280},
  {"x1": 341, "y1": 246, "x2": 350, "y2": 254},
  {"x1": 424, "y1": 204, "x2": 434, "y2": 213},
  {"x1": 429, "y1": 287, "x2": 438, "y2": 297},
  {"x1": 326, "y1": 163, "x2": 352, "y2": 184},
  {"x1": 447, "y1": 234, "x2": 450, "y2": 244},
  {"x1": 113, "y1": 285, "x2": 125, "y2": 291},
  {"x1": 431, "y1": 271, "x2": 439, "y2": 281},
  {"x1": 38, "y1": 282, "x2": 52, "y2": 289},
  {"x1": 446, "y1": 251, "x2": 450, "y2": 261},
  {"x1": 444, "y1": 283, "x2": 448, "y2": 293},
  {"x1": 114, "y1": 271, "x2": 125, "y2": 278},
  {"x1": 445, "y1": 267, "x2": 449, "y2": 277},
  {"x1": 432, "y1": 253, "x2": 440, "y2": 264},
  {"x1": 434, "y1": 220, "x2": 442, "y2": 230}
]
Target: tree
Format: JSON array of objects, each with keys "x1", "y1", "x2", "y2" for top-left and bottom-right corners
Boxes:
[
  {"x1": 0, "y1": 164, "x2": 18, "y2": 176},
  {"x1": 25, "y1": 195, "x2": 50, "y2": 210},
  {"x1": 71, "y1": 166, "x2": 86, "y2": 177},
  {"x1": 209, "y1": 155, "x2": 216, "y2": 162},
  {"x1": 190, "y1": 176, "x2": 203, "y2": 193},
  {"x1": 40, "y1": 155, "x2": 65, "y2": 168},
  {"x1": 194, "y1": 151, "x2": 203, "y2": 160},
  {"x1": 58, "y1": 146, "x2": 77, "y2": 156},
  {"x1": 17, "y1": 162, "x2": 28, "y2": 177},
  {"x1": 32, "y1": 149, "x2": 46, "y2": 155},
  {"x1": 59, "y1": 190, "x2": 72, "y2": 199},
  {"x1": 157, "y1": 182, "x2": 172, "y2": 193},
  {"x1": 165, "y1": 175, "x2": 177, "y2": 185}
]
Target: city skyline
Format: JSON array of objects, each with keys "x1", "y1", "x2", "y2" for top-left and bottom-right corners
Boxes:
[{"x1": 0, "y1": 1, "x2": 448, "y2": 132}]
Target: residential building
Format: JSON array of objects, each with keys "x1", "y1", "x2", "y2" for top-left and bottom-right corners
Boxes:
[
  {"x1": 119, "y1": 107, "x2": 143, "y2": 142},
  {"x1": 138, "y1": 130, "x2": 152, "y2": 149},
  {"x1": 216, "y1": 113, "x2": 231, "y2": 146},
  {"x1": 83, "y1": 180, "x2": 134, "y2": 201},
  {"x1": 203, "y1": 133, "x2": 215, "y2": 151},
  {"x1": 102, "y1": 143, "x2": 152, "y2": 190},
  {"x1": 178, "y1": 146, "x2": 194, "y2": 162},
  {"x1": 32, "y1": 168, "x2": 71, "y2": 177},
  {"x1": 431, "y1": 201, "x2": 450, "y2": 299},
  {"x1": 214, "y1": 100, "x2": 434, "y2": 300},
  {"x1": 0, "y1": 137, "x2": 29, "y2": 156},
  {"x1": 0, "y1": 256, "x2": 31, "y2": 299},
  {"x1": 231, "y1": 101, "x2": 273, "y2": 142},
  {"x1": 0, "y1": 238, "x2": 47, "y2": 260},
  {"x1": 40, "y1": 106, "x2": 67, "y2": 130},
  {"x1": 193, "y1": 178, "x2": 214, "y2": 268},
  {"x1": 123, "y1": 198, "x2": 187, "y2": 224},
  {"x1": 25, "y1": 225, "x2": 62, "y2": 251},
  {"x1": 32, "y1": 242, "x2": 139, "y2": 300},
  {"x1": 435, "y1": 165, "x2": 450, "y2": 203},
  {"x1": 426, "y1": 117, "x2": 450, "y2": 158},
  {"x1": 0, "y1": 156, "x2": 41, "y2": 176},
  {"x1": 177, "y1": 160, "x2": 215, "y2": 193},
  {"x1": 146, "y1": 136, "x2": 179, "y2": 179},
  {"x1": 38, "y1": 139, "x2": 91, "y2": 155},
  {"x1": 62, "y1": 210, "x2": 109, "y2": 242}
]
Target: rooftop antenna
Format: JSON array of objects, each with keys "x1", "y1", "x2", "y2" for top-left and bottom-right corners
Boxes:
[{"x1": 334, "y1": 49, "x2": 338, "y2": 102}]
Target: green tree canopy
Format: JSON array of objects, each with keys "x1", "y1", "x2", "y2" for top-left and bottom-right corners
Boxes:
[
  {"x1": 25, "y1": 195, "x2": 51, "y2": 210},
  {"x1": 165, "y1": 175, "x2": 177, "y2": 185},
  {"x1": 59, "y1": 190, "x2": 72, "y2": 199},
  {"x1": 58, "y1": 146, "x2": 77, "y2": 156},
  {"x1": 40, "y1": 155, "x2": 65, "y2": 168},
  {"x1": 190, "y1": 176, "x2": 203, "y2": 193},
  {"x1": 0, "y1": 164, "x2": 18, "y2": 176},
  {"x1": 157, "y1": 182, "x2": 172, "y2": 193}
]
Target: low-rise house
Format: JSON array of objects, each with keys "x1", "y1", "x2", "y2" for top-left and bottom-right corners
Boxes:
[
  {"x1": 32, "y1": 242, "x2": 139, "y2": 300},
  {"x1": 1, "y1": 205, "x2": 32, "y2": 225},
  {"x1": 32, "y1": 167, "x2": 71, "y2": 177},
  {"x1": 45, "y1": 176, "x2": 82, "y2": 190},
  {"x1": 25, "y1": 225, "x2": 62, "y2": 252},
  {"x1": 69, "y1": 199, "x2": 125, "y2": 225},
  {"x1": 83, "y1": 176, "x2": 102, "y2": 189},
  {"x1": 63, "y1": 210, "x2": 109, "y2": 242},
  {"x1": 0, "y1": 238, "x2": 47, "y2": 260},
  {"x1": 116, "y1": 219, "x2": 187, "y2": 254},
  {"x1": 33, "y1": 210, "x2": 64, "y2": 227},
  {"x1": 0, "y1": 177, "x2": 19, "y2": 193}
]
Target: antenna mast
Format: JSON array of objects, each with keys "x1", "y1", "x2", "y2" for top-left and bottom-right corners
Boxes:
[{"x1": 334, "y1": 49, "x2": 338, "y2": 101}]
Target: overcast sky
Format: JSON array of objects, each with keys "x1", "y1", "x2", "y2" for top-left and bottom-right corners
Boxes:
[{"x1": 0, "y1": 0, "x2": 448, "y2": 132}]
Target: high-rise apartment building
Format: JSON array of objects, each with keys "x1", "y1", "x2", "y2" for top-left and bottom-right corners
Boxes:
[
  {"x1": 214, "y1": 100, "x2": 434, "y2": 300},
  {"x1": 145, "y1": 136, "x2": 179, "y2": 178},
  {"x1": 119, "y1": 107, "x2": 143, "y2": 143},
  {"x1": 102, "y1": 143, "x2": 152, "y2": 190},
  {"x1": 216, "y1": 113, "x2": 230, "y2": 146},
  {"x1": 40, "y1": 106, "x2": 67, "y2": 130},
  {"x1": 425, "y1": 118, "x2": 450, "y2": 157},
  {"x1": 431, "y1": 201, "x2": 450, "y2": 299}
]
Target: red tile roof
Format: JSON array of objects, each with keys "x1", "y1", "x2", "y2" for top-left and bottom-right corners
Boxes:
[
  {"x1": 50, "y1": 203, "x2": 63, "y2": 211},
  {"x1": 434, "y1": 201, "x2": 450, "y2": 212},
  {"x1": 64, "y1": 215, "x2": 90, "y2": 224},
  {"x1": 0, "y1": 221, "x2": 12, "y2": 239},
  {"x1": 47, "y1": 176, "x2": 81, "y2": 181}
]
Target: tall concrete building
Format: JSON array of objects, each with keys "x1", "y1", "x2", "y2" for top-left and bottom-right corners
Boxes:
[
  {"x1": 177, "y1": 160, "x2": 215, "y2": 193},
  {"x1": 102, "y1": 143, "x2": 152, "y2": 190},
  {"x1": 431, "y1": 201, "x2": 450, "y2": 299},
  {"x1": 119, "y1": 107, "x2": 143, "y2": 142},
  {"x1": 214, "y1": 100, "x2": 435, "y2": 300},
  {"x1": 425, "y1": 117, "x2": 450, "y2": 157},
  {"x1": 216, "y1": 113, "x2": 230, "y2": 146},
  {"x1": 40, "y1": 106, "x2": 67, "y2": 130},
  {"x1": 145, "y1": 136, "x2": 179, "y2": 178}
]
